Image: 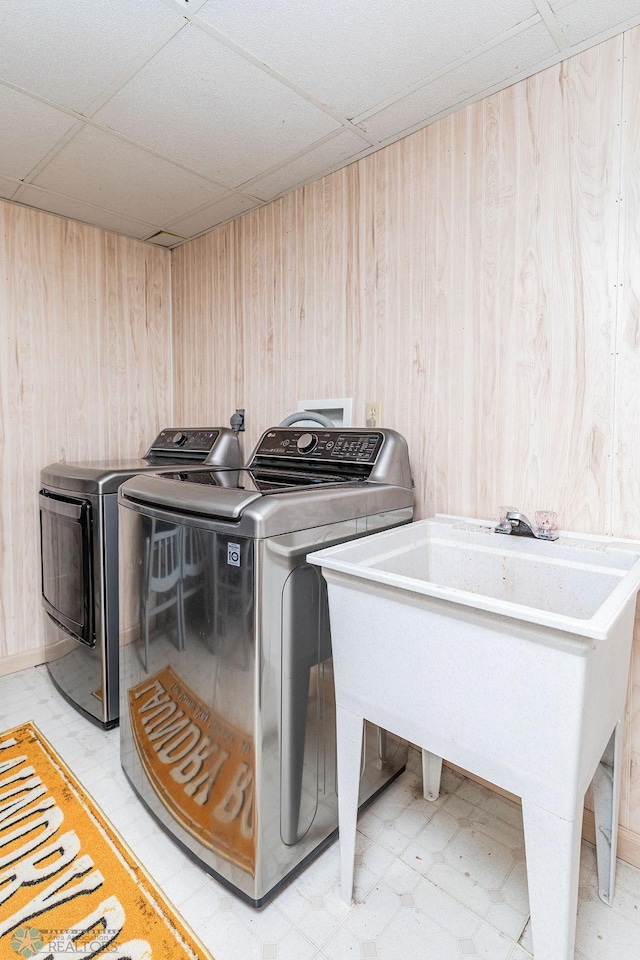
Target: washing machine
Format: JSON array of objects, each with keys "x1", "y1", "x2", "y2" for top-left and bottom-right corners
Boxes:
[
  {"x1": 118, "y1": 426, "x2": 414, "y2": 904},
  {"x1": 39, "y1": 427, "x2": 241, "y2": 728}
]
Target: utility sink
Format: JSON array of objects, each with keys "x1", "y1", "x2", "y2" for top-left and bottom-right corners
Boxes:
[{"x1": 309, "y1": 515, "x2": 640, "y2": 960}]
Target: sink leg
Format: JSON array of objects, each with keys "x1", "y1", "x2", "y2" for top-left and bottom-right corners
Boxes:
[
  {"x1": 378, "y1": 727, "x2": 388, "y2": 764},
  {"x1": 591, "y1": 722, "x2": 622, "y2": 905},
  {"x1": 336, "y1": 705, "x2": 364, "y2": 904},
  {"x1": 421, "y1": 749, "x2": 443, "y2": 801},
  {"x1": 521, "y1": 799, "x2": 582, "y2": 960}
]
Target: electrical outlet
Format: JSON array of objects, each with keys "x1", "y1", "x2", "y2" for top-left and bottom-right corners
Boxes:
[{"x1": 365, "y1": 400, "x2": 381, "y2": 427}]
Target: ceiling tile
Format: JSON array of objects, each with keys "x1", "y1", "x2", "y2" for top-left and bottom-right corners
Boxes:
[
  {"x1": 550, "y1": 0, "x2": 640, "y2": 44},
  {"x1": 0, "y1": 175, "x2": 20, "y2": 200},
  {"x1": 0, "y1": 0, "x2": 180, "y2": 112},
  {"x1": 32, "y1": 125, "x2": 226, "y2": 224},
  {"x1": 0, "y1": 86, "x2": 79, "y2": 179},
  {"x1": 15, "y1": 184, "x2": 157, "y2": 239},
  {"x1": 359, "y1": 22, "x2": 557, "y2": 144},
  {"x1": 196, "y1": 0, "x2": 540, "y2": 118},
  {"x1": 165, "y1": 193, "x2": 260, "y2": 237},
  {"x1": 246, "y1": 131, "x2": 370, "y2": 201},
  {"x1": 93, "y1": 24, "x2": 341, "y2": 186}
]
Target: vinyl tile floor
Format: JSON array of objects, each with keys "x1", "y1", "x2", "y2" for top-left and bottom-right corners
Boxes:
[{"x1": 3, "y1": 665, "x2": 640, "y2": 960}]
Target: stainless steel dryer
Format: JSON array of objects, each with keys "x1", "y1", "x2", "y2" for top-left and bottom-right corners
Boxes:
[
  {"x1": 39, "y1": 428, "x2": 241, "y2": 728},
  {"x1": 118, "y1": 427, "x2": 413, "y2": 905}
]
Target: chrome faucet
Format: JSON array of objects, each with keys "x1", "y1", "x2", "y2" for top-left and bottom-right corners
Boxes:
[{"x1": 495, "y1": 510, "x2": 559, "y2": 541}]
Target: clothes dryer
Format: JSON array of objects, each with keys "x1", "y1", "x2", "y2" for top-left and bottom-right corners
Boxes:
[
  {"x1": 39, "y1": 428, "x2": 241, "y2": 728},
  {"x1": 118, "y1": 426, "x2": 413, "y2": 904}
]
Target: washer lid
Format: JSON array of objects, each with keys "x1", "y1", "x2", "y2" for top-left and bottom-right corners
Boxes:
[
  {"x1": 119, "y1": 467, "x2": 359, "y2": 518},
  {"x1": 118, "y1": 468, "x2": 413, "y2": 538}
]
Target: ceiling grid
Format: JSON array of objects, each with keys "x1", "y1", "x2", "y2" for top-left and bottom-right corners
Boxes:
[{"x1": 0, "y1": 0, "x2": 638, "y2": 246}]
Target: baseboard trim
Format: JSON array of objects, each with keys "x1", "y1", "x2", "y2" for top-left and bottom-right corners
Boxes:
[{"x1": 0, "y1": 646, "x2": 48, "y2": 677}]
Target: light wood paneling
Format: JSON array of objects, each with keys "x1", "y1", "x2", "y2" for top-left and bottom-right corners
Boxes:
[
  {"x1": 171, "y1": 222, "x2": 242, "y2": 430},
  {"x1": 0, "y1": 202, "x2": 172, "y2": 659},
  {"x1": 172, "y1": 28, "x2": 640, "y2": 848},
  {"x1": 615, "y1": 25, "x2": 640, "y2": 838}
]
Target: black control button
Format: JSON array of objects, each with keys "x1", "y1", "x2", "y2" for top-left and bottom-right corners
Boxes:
[
  {"x1": 297, "y1": 432, "x2": 317, "y2": 453},
  {"x1": 172, "y1": 431, "x2": 188, "y2": 446}
]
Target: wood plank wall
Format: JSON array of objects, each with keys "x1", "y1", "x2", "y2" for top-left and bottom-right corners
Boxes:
[
  {"x1": 0, "y1": 202, "x2": 172, "y2": 670},
  {"x1": 172, "y1": 29, "x2": 640, "y2": 845}
]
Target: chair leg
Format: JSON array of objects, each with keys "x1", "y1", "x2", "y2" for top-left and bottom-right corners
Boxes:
[
  {"x1": 142, "y1": 534, "x2": 151, "y2": 673},
  {"x1": 176, "y1": 576, "x2": 186, "y2": 652}
]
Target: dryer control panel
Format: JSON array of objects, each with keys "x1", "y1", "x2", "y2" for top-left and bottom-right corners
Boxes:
[{"x1": 146, "y1": 428, "x2": 221, "y2": 460}]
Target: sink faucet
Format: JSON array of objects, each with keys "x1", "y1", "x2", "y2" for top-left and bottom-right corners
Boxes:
[{"x1": 495, "y1": 511, "x2": 559, "y2": 540}]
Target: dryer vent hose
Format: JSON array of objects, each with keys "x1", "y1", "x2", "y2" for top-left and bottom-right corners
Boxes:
[{"x1": 278, "y1": 411, "x2": 335, "y2": 427}]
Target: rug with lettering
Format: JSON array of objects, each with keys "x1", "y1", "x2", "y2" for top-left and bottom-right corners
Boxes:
[{"x1": 0, "y1": 721, "x2": 213, "y2": 960}]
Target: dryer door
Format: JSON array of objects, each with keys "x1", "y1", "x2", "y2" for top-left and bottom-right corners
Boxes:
[{"x1": 39, "y1": 490, "x2": 94, "y2": 646}]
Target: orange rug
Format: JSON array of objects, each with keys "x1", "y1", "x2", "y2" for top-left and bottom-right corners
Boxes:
[{"x1": 0, "y1": 722, "x2": 213, "y2": 960}]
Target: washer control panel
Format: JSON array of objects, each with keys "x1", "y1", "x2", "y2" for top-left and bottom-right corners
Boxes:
[{"x1": 254, "y1": 429, "x2": 383, "y2": 465}]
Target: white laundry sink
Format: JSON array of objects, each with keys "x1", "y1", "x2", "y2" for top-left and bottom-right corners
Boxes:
[{"x1": 309, "y1": 515, "x2": 640, "y2": 960}]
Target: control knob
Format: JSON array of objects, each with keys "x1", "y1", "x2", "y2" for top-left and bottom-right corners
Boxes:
[
  {"x1": 172, "y1": 431, "x2": 188, "y2": 446},
  {"x1": 297, "y1": 432, "x2": 317, "y2": 453}
]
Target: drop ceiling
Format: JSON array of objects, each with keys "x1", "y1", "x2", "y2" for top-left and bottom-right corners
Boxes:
[{"x1": 2, "y1": 0, "x2": 639, "y2": 247}]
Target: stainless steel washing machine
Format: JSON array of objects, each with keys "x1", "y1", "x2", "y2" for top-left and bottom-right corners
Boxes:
[
  {"x1": 39, "y1": 428, "x2": 241, "y2": 728},
  {"x1": 118, "y1": 426, "x2": 413, "y2": 904}
]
